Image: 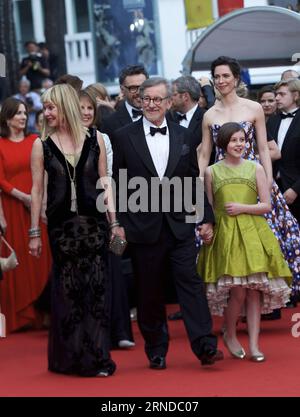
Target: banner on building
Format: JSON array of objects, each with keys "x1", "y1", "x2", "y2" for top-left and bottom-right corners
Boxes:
[
  {"x1": 218, "y1": 0, "x2": 244, "y2": 17},
  {"x1": 184, "y1": 0, "x2": 214, "y2": 30},
  {"x1": 90, "y1": 0, "x2": 158, "y2": 83}
]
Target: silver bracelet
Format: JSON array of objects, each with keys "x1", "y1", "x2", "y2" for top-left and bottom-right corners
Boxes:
[
  {"x1": 28, "y1": 227, "x2": 41, "y2": 238},
  {"x1": 109, "y1": 221, "x2": 120, "y2": 230}
]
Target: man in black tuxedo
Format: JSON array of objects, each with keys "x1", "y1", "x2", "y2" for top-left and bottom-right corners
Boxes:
[
  {"x1": 168, "y1": 75, "x2": 215, "y2": 321},
  {"x1": 101, "y1": 65, "x2": 149, "y2": 143},
  {"x1": 113, "y1": 77, "x2": 222, "y2": 369},
  {"x1": 169, "y1": 75, "x2": 205, "y2": 152},
  {"x1": 267, "y1": 78, "x2": 300, "y2": 223},
  {"x1": 101, "y1": 65, "x2": 150, "y2": 343}
]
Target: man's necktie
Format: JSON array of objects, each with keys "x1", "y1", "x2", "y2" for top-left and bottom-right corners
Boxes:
[
  {"x1": 132, "y1": 109, "x2": 143, "y2": 118},
  {"x1": 176, "y1": 113, "x2": 187, "y2": 122},
  {"x1": 280, "y1": 111, "x2": 298, "y2": 119},
  {"x1": 150, "y1": 126, "x2": 167, "y2": 136}
]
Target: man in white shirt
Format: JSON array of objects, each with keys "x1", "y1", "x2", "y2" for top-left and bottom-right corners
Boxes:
[
  {"x1": 170, "y1": 75, "x2": 205, "y2": 153},
  {"x1": 267, "y1": 78, "x2": 300, "y2": 223},
  {"x1": 113, "y1": 77, "x2": 222, "y2": 370},
  {"x1": 14, "y1": 77, "x2": 42, "y2": 133},
  {"x1": 101, "y1": 65, "x2": 149, "y2": 143}
]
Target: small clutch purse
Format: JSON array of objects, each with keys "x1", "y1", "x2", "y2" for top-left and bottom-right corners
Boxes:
[{"x1": 109, "y1": 235, "x2": 127, "y2": 256}]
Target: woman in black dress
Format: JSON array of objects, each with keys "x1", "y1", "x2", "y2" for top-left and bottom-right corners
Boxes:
[{"x1": 29, "y1": 84, "x2": 124, "y2": 376}]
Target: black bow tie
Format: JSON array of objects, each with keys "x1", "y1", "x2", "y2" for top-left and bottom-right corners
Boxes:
[
  {"x1": 132, "y1": 109, "x2": 143, "y2": 118},
  {"x1": 280, "y1": 111, "x2": 297, "y2": 119},
  {"x1": 150, "y1": 126, "x2": 167, "y2": 136},
  {"x1": 176, "y1": 113, "x2": 187, "y2": 122}
]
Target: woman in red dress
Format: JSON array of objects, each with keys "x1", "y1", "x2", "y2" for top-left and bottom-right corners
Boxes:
[{"x1": 0, "y1": 97, "x2": 51, "y2": 332}]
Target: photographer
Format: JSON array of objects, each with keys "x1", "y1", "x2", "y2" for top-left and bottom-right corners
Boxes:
[
  {"x1": 14, "y1": 77, "x2": 42, "y2": 133},
  {"x1": 19, "y1": 41, "x2": 50, "y2": 91}
]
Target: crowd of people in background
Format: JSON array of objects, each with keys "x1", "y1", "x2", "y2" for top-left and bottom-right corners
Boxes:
[{"x1": 0, "y1": 40, "x2": 300, "y2": 376}]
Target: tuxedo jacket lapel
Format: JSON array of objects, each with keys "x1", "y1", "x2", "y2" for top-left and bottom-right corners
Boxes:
[
  {"x1": 128, "y1": 120, "x2": 159, "y2": 177},
  {"x1": 164, "y1": 122, "x2": 184, "y2": 178},
  {"x1": 188, "y1": 106, "x2": 203, "y2": 132}
]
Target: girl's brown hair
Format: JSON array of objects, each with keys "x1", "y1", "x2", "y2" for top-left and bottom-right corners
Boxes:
[{"x1": 216, "y1": 122, "x2": 245, "y2": 151}]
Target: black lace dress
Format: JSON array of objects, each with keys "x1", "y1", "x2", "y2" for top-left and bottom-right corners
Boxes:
[{"x1": 43, "y1": 129, "x2": 116, "y2": 376}]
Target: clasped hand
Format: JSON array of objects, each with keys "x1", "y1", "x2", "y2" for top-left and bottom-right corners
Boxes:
[
  {"x1": 198, "y1": 223, "x2": 214, "y2": 245},
  {"x1": 224, "y1": 202, "x2": 243, "y2": 216}
]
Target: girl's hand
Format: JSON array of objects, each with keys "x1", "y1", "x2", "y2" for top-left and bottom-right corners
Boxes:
[
  {"x1": 29, "y1": 237, "x2": 42, "y2": 257},
  {"x1": 199, "y1": 223, "x2": 214, "y2": 244},
  {"x1": 225, "y1": 202, "x2": 243, "y2": 216}
]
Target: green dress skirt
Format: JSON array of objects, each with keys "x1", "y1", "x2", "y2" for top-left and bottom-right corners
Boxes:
[{"x1": 197, "y1": 160, "x2": 292, "y2": 316}]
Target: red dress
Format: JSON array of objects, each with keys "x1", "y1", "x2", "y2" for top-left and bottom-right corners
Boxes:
[{"x1": 0, "y1": 135, "x2": 52, "y2": 332}]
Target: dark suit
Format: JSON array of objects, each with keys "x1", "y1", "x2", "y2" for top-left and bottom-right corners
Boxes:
[
  {"x1": 97, "y1": 101, "x2": 135, "y2": 346},
  {"x1": 267, "y1": 110, "x2": 300, "y2": 222},
  {"x1": 168, "y1": 106, "x2": 204, "y2": 152},
  {"x1": 101, "y1": 101, "x2": 133, "y2": 145},
  {"x1": 168, "y1": 106, "x2": 215, "y2": 165},
  {"x1": 113, "y1": 118, "x2": 217, "y2": 360}
]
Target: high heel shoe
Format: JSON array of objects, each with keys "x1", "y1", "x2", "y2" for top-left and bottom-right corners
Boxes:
[
  {"x1": 250, "y1": 353, "x2": 265, "y2": 362},
  {"x1": 223, "y1": 331, "x2": 246, "y2": 359}
]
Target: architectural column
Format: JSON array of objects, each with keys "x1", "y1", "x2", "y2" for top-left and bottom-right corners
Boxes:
[
  {"x1": 65, "y1": 0, "x2": 76, "y2": 35},
  {"x1": 212, "y1": 0, "x2": 219, "y2": 19},
  {"x1": 31, "y1": 0, "x2": 45, "y2": 41}
]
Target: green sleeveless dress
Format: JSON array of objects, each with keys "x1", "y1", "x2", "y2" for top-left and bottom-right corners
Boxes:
[{"x1": 197, "y1": 160, "x2": 292, "y2": 316}]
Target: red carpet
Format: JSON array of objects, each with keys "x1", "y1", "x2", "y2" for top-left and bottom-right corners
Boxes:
[{"x1": 0, "y1": 305, "x2": 299, "y2": 397}]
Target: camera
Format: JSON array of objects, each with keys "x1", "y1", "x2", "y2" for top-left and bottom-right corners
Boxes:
[{"x1": 28, "y1": 53, "x2": 40, "y2": 70}]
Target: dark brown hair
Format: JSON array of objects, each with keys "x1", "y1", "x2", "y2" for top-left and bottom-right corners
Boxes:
[
  {"x1": 257, "y1": 85, "x2": 275, "y2": 102},
  {"x1": 55, "y1": 74, "x2": 83, "y2": 93},
  {"x1": 211, "y1": 56, "x2": 241, "y2": 85},
  {"x1": 0, "y1": 97, "x2": 28, "y2": 138},
  {"x1": 216, "y1": 122, "x2": 245, "y2": 151}
]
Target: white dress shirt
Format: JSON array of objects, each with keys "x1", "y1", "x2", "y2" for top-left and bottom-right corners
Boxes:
[
  {"x1": 277, "y1": 107, "x2": 299, "y2": 150},
  {"x1": 143, "y1": 118, "x2": 169, "y2": 179},
  {"x1": 101, "y1": 132, "x2": 113, "y2": 177},
  {"x1": 178, "y1": 104, "x2": 198, "y2": 128},
  {"x1": 125, "y1": 101, "x2": 143, "y2": 122}
]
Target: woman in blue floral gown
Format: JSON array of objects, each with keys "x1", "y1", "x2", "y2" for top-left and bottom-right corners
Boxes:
[{"x1": 197, "y1": 56, "x2": 300, "y2": 296}]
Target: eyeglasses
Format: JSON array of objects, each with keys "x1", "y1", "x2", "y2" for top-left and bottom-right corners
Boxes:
[
  {"x1": 123, "y1": 85, "x2": 141, "y2": 93},
  {"x1": 142, "y1": 96, "x2": 169, "y2": 105}
]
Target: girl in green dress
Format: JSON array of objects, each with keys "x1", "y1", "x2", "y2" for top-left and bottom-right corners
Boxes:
[{"x1": 197, "y1": 122, "x2": 292, "y2": 362}]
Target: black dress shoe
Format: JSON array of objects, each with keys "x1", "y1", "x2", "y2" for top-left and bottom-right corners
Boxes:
[
  {"x1": 149, "y1": 356, "x2": 166, "y2": 370},
  {"x1": 200, "y1": 349, "x2": 224, "y2": 366},
  {"x1": 261, "y1": 309, "x2": 281, "y2": 320},
  {"x1": 168, "y1": 311, "x2": 183, "y2": 321}
]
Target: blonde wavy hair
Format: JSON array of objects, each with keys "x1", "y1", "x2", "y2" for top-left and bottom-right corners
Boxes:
[{"x1": 40, "y1": 83, "x2": 87, "y2": 145}]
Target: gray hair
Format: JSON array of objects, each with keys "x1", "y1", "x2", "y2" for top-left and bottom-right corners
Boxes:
[
  {"x1": 139, "y1": 77, "x2": 172, "y2": 98},
  {"x1": 19, "y1": 77, "x2": 31, "y2": 87},
  {"x1": 172, "y1": 75, "x2": 201, "y2": 102}
]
